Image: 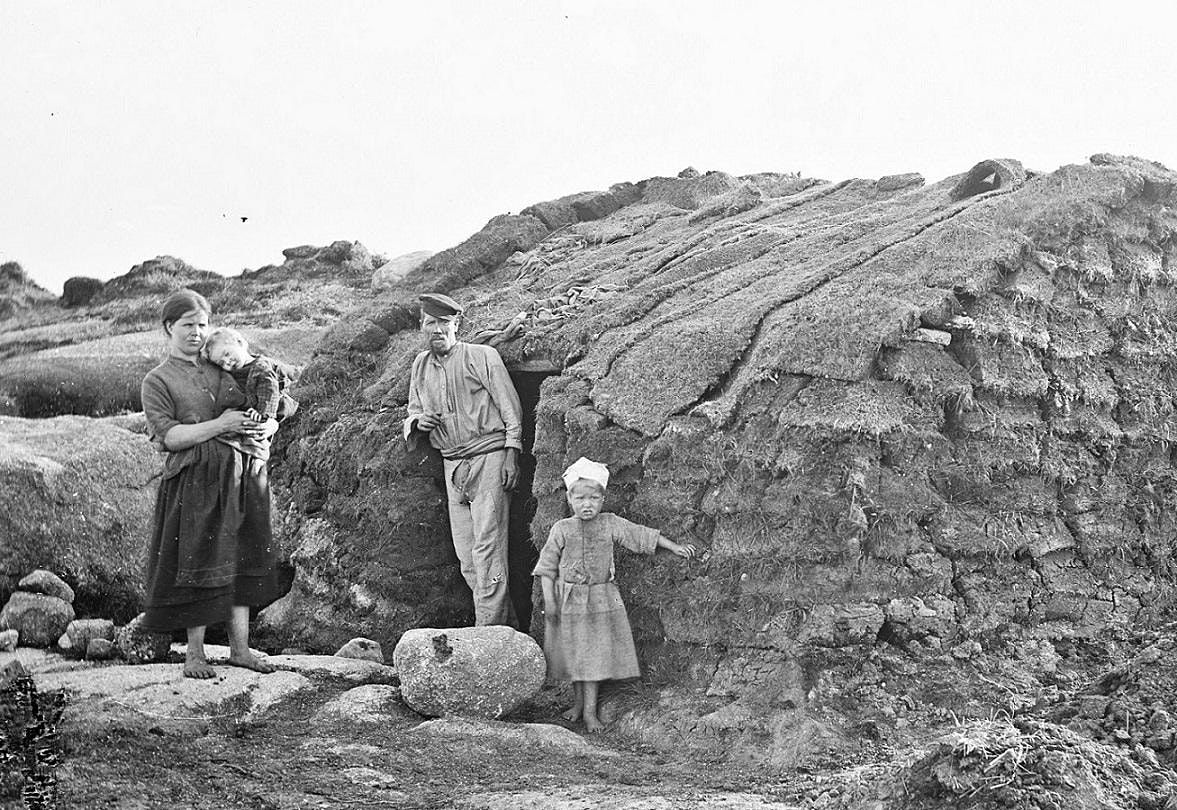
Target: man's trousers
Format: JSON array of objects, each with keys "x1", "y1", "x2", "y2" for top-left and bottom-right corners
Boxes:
[{"x1": 443, "y1": 449, "x2": 515, "y2": 626}]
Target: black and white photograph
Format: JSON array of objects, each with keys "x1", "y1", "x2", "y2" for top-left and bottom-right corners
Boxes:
[{"x1": 3, "y1": 2, "x2": 1177, "y2": 807}]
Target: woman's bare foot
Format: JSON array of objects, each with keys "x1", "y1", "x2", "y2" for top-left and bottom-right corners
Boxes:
[
  {"x1": 583, "y1": 714, "x2": 604, "y2": 733},
  {"x1": 183, "y1": 653, "x2": 217, "y2": 679},
  {"x1": 226, "y1": 652, "x2": 275, "y2": 674},
  {"x1": 561, "y1": 705, "x2": 583, "y2": 722}
]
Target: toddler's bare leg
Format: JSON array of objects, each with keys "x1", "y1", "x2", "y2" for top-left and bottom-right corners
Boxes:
[
  {"x1": 563, "y1": 681, "x2": 584, "y2": 722},
  {"x1": 583, "y1": 680, "x2": 603, "y2": 732}
]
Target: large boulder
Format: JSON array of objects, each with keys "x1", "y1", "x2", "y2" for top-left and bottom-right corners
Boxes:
[
  {"x1": 0, "y1": 592, "x2": 75, "y2": 647},
  {"x1": 0, "y1": 416, "x2": 158, "y2": 619},
  {"x1": 393, "y1": 626, "x2": 545, "y2": 719}
]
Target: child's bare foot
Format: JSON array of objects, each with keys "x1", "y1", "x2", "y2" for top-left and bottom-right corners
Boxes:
[
  {"x1": 183, "y1": 653, "x2": 217, "y2": 679},
  {"x1": 583, "y1": 714, "x2": 604, "y2": 733},
  {"x1": 561, "y1": 705, "x2": 583, "y2": 722},
  {"x1": 226, "y1": 652, "x2": 275, "y2": 674}
]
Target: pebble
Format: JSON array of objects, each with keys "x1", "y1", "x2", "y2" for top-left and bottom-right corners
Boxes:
[{"x1": 335, "y1": 638, "x2": 384, "y2": 663}]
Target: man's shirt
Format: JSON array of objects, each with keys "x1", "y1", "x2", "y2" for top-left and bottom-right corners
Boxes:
[{"x1": 404, "y1": 342, "x2": 522, "y2": 459}]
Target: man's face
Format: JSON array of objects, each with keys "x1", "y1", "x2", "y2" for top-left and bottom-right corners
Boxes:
[{"x1": 421, "y1": 313, "x2": 459, "y2": 355}]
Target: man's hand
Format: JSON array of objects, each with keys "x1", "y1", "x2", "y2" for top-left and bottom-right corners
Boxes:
[
  {"x1": 501, "y1": 449, "x2": 519, "y2": 490},
  {"x1": 415, "y1": 413, "x2": 442, "y2": 432}
]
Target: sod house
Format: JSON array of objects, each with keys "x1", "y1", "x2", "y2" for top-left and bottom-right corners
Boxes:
[{"x1": 266, "y1": 154, "x2": 1177, "y2": 762}]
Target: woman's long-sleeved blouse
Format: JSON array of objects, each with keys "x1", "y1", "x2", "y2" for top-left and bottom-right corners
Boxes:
[{"x1": 140, "y1": 354, "x2": 256, "y2": 476}]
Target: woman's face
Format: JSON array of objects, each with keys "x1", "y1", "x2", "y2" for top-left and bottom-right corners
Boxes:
[{"x1": 166, "y1": 308, "x2": 210, "y2": 358}]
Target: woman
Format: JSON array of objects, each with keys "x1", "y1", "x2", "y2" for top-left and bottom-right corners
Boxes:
[{"x1": 139, "y1": 289, "x2": 281, "y2": 678}]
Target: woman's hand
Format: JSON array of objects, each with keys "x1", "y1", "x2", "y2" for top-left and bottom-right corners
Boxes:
[
  {"x1": 215, "y1": 409, "x2": 254, "y2": 435},
  {"x1": 672, "y1": 543, "x2": 697, "y2": 559}
]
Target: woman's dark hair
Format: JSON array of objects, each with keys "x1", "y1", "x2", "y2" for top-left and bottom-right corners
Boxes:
[{"x1": 160, "y1": 289, "x2": 212, "y2": 334}]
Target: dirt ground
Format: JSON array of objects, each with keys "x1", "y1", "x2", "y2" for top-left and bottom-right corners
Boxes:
[
  {"x1": 11, "y1": 684, "x2": 800, "y2": 810},
  {"x1": 11, "y1": 625, "x2": 1177, "y2": 809},
  {"x1": 10, "y1": 626, "x2": 1177, "y2": 810}
]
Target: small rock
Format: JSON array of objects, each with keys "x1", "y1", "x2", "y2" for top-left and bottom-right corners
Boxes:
[
  {"x1": 0, "y1": 629, "x2": 17, "y2": 652},
  {"x1": 17, "y1": 570, "x2": 75, "y2": 604},
  {"x1": 85, "y1": 638, "x2": 115, "y2": 660},
  {"x1": 60, "y1": 618, "x2": 116, "y2": 656},
  {"x1": 335, "y1": 638, "x2": 384, "y2": 663},
  {"x1": 114, "y1": 614, "x2": 172, "y2": 664},
  {"x1": 394, "y1": 626, "x2": 545, "y2": 720},
  {"x1": 0, "y1": 592, "x2": 75, "y2": 647}
]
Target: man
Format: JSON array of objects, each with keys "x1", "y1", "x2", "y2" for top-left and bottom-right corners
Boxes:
[{"x1": 404, "y1": 292, "x2": 523, "y2": 626}]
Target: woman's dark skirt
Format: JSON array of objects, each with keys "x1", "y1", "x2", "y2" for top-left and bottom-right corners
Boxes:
[{"x1": 141, "y1": 440, "x2": 282, "y2": 633}]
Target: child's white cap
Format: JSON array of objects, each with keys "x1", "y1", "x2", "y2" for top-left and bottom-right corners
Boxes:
[{"x1": 562, "y1": 457, "x2": 609, "y2": 490}]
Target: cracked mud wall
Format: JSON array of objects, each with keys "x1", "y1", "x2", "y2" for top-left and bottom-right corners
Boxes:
[{"x1": 268, "y1": 155, "x2": 1177, "y2": 761}]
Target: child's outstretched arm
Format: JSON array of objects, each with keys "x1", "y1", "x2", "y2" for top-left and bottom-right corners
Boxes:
[{"x1": 656, "y1": 535, "x2": 697, "y2": 558}]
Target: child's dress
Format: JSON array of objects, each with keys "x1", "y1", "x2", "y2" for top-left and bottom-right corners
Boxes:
[{"x1": 532, "y1": 513, "x2": 661, "y2": 681}]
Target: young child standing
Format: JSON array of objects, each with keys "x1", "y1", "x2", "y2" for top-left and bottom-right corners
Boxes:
[
  {"x1": 203, "y1": 327, "x2": 299, "y2": 431},
  {"x1": 533, "y1": 457, "x2": 696, "y2": 732}
]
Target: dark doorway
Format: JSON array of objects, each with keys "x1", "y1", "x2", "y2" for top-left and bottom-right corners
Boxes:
[{"x1": 507, "y1": 369, "x2": 556, "y2": 633}]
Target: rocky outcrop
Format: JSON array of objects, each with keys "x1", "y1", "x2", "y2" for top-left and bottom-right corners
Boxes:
[
  {"x1": 393, "y1": 626, "x2": 546, "y2": 719},
  {"x1": 0, "y1": 416, "x2": 157, "y2": 618},
  {"x1": 371, "y1": 250, "x2": 433, "y2": 290},
  {"x1": 93, "y1": 256, "x2": 223, "y2": 304},
  {"x1": 245, "y1": 240, "x2": 379, "y2": 283},
  {"x1": 60, "y1": 277, "x2": 104, "y2": 308},
  {"x1": 274, "y1": 155, "x2": 1177, "y2": 765},
  {"x1": 0, "y1": 261, "x2": 56, "y2": 319}
]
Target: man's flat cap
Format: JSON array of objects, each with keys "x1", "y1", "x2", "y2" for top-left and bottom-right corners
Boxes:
[{"x1": 419, "y1": 293, "x2": 464, "y2": 318}]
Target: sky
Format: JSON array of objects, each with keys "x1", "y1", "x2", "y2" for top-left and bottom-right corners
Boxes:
[{"x1": 2, "y1": 1, "x2": 1175, "y2": 294}]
